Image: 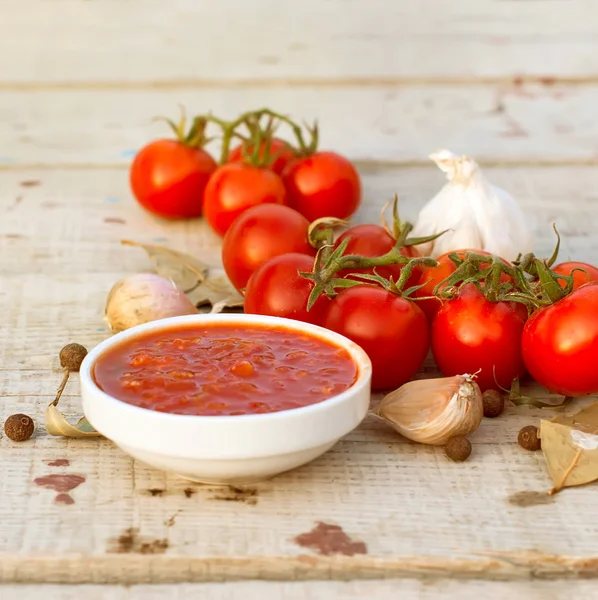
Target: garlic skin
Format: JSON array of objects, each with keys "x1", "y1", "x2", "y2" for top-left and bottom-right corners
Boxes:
[
  {"x1": 105, "y1": 273, "x2": 198, "y2": 333},
  {"x1": 375, "y1": 374, "x2": 483, "y2": 445},
  {"x1": 410, "y1": 150, "x2": 533, "y2": 262}
]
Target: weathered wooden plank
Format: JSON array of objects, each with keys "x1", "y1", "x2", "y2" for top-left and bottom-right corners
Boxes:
[
  {"x1": 1, "y1": 84, "x2": 597, "y2": 166},
  {"x1": 1, "y1": 401, "x2": 598, "y2": 585},
  {"x1": 2, "y1": 0, "x2": 598, "y2": 84},
  {"x1": 4, "y1": 580, "x2": 598, "y2": 600}
]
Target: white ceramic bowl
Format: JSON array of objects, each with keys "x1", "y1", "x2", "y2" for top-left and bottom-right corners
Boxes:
[{"x1": 80, "y1": 314, "x2": 372, "y2": 485}]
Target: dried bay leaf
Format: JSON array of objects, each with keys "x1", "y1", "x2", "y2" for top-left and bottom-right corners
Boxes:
[
  {"x1": 122, "y1": 239, "x2": 209, "y2": 294},
  {"x1": 45, "y1": 403, "x2": 103, "y2": 438},
  {"x1": 123, "y1": 240, "x2": 244, "y2": 312},
  {"x1": 190, "y1": 272, "x2": 244, "y2": 312},
  {"x1": 541, "y1": 402, "x2": 598, "y2": 494}
]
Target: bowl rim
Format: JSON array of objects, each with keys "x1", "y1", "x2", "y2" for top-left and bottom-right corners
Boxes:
[{"x1": 80, "y1": 313, "x2": 372, "y2": 424}]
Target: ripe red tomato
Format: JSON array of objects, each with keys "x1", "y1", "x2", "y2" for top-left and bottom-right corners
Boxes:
[
  {"x1": 553, "y1": 261, "x2": 598, "y2": 291},
  {"x1": 333, "y1": 224, "x2": 421, "y2": 288},
  {"x1": 522, "y1": 282, "x2": 598, "y2": 396},
  {"x1": 203, "y1": 163, "x2": 286, "y2": 236},
  {"x1": 222, "y1": 204, "x2": 315, "y2": 292},
  {"x1": 282, "y1": 151, "x2": 361, "y2": 221},
  {"x1": 228, "y1": 138, "x2": 296, "y2": 175},
  {"x1": 130, "y1": 139, "x2": 217, "y2": 219},
  {"x1": 323, "y1": 286, "x2": 429, "y2": 390},
  {"x1": 244, "y1": 253, "x2": 329, "y2": 326},
  {"x1": 431, "y1": 284, "x2": 527, "y2": 392},
  {"x1": 415, "y1": 249, "x2": 512, "y2": 322}
]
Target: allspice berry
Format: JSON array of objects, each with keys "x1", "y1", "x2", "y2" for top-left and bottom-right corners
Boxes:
[
  {"x1": 445, "y1": 435, "x2": 472, "y2": 462},
  {"x1": 4, "y1": 414, "x2": 35, "y2": 442},
  {"x1": 59, "y1": 343, "x2": 88, "y2": 372},
  {"x1": 518, "y1": 425, "x2": 541, "y2": 451},
  {"x1": 482, "y1": 389, "x2": 505, "y2": 418}
]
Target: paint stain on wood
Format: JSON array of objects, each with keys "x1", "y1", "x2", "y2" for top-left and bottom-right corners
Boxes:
[
  {"x1": 293, "y1": 522, "x2": 367, "y2": 556},
  {"x1": 210, "y1": 486, "x2": 258, "y2": 505},
  {"x1": 108, "y1": 527, "x2": 168, "y2": 555},
  {"x1": 104, "y1": 217, "x2": 126, "y2": 225},
  {"x1": 183, "y1": 487, "x2": 196, "y2": 498},
  {"x1": 55, "y1": 493, "x2": 75, "y2": 505},
  {"x1": 46, "y1": 459, "x2": 70, "y2": 467},
  {"x1": 34, "y1": 474, "x2": 85, "y2": 493},
  {"x1": 147, "y1": 488, "x2": 165, "y2": 497},
  {"x1": 508, "y1": 491, "x2": 556, "y2": 508},
  {"x1": 20, "y1": 179, "x2": 41, "y2": 187}
]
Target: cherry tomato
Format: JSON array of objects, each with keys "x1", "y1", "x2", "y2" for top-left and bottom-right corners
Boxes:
[
  {"x1": 333, "y1": 224, "x2": 421, "y2": 288},
  {"x1": 522, "y1": 282, "x2": 598, "y2": 396},
  {"x1": 415, "y1": 249, "x2": 512, "y2": 322},
  {"x1": 228, "y1": 138, "x2": 296, "y2": 175},
  {"x1": 282, "y1": 151, "x2": 361, "y2": 221},
  {"x1": 130, "y1": 139, "x2": 217, "y2": 219},
  {"x1": 222, "y1": 204, "x2": 315, "y2": 292},
  {"x1": 244, "y1": 253, "x2": 329, "y2": 326},
  {"x1": 323, "y1": 286, "x2": 429, "y2": 390},
  {"x1": 203, "y1": 163, "x2": 287, "y2": 236},
  {"x1": 431, "y1": 284, "x2": 527, "y2": 392},
  {"x1": 552, "y1": 261, "x2": 598, "y2": 291}
]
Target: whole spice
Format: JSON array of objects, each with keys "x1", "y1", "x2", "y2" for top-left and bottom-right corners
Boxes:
[
  {"x1": 482, "y1": 389, "x2": 505, "y2": 418},
  {"x1": 445, "y1": 436, "x2": 472, "y2": 462},
  {"x1": 59, "y1": 343, "x2": 88, "y2": 372},
  {"x1": 4, "y1": 414, "x2": 35, "y2": 441},
  {"x1": 105, "y1": 273, "x2": 198, "y2": 333},
  {"x1": 410, "y1": 150, "x2": 533, "y2": 262},
  {"x1": 518, "y1": 425, "x2": 541, "y2": 451},
  {"x1": 373, "y1": 374, "x2": 483, "y2": 445}
]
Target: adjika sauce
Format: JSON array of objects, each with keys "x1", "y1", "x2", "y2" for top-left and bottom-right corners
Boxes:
[{"x1": 92, "y1": 323, "x2": 358, "y2": 416}]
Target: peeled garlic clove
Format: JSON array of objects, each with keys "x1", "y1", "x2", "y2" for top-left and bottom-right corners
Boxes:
[
  {"x1": 105, "y1": 273, "x2": 199, "y2": 333},
  {"x1": 375, "y1": 374, "x2": 483, "y2": 446}
]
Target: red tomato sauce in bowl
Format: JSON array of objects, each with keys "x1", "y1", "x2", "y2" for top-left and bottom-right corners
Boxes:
[{"x1": 92, "y1": 323, "x2": 358, "y2": 416}]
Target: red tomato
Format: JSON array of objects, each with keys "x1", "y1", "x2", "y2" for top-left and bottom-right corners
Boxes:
[
  {"x1": 129, "y1": 139, "x2": 217, "y2": 219},
  {"x1": 522, "y1": 283, "x2": 598, "y2": 396},
  {"x1": 333, "y1": 224, "x2": 421, "y2": 288},
  {"x1": 323, "y1": 286, "x2": 429, "y2": 390},
  {"x1": 222, "y1": 204, "x2": 315, "y2": 291},
  {"x1": 282, "y1": 151, "x2": 361, "y2": 221},
  {"x1": 244, "y1": 253, "x2": 329, "y2": 326},
  {"x1": 553, "y1": 261, "x2": 598, "y2": 291},
  {"x1": 203, "y1": 163, "x2": 287, "y2": 236},
  {"x1": 415, "y1": 249, "x2": 512, "y2": 322},
  {"x1": 228, "y1": 138, "x2": 296, "y2": 175},
  {"x1": 431, "y1": 284, "x2": 527, "y2": 392}
]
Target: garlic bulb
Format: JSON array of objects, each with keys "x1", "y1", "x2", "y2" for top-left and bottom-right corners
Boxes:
[
  {"x1": 105, "y1": 273, "x2": 198, "y2": 333},
  {"x1": 410, "y1": 150, "x2": 533, "y2": 262},
  {"x1": 374, "y1": 374, "x2": 483, "y2": 445}
]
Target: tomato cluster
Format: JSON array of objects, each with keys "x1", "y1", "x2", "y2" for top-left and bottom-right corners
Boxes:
[
  {"x1": 225, "y1": 199, "x2": 598, "y2": 396},
  {"x1": 129, "y1": 108, "x2": 361, "y2": 235}
]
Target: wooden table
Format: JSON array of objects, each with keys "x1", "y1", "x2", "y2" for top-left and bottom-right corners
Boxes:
[{"x1": 2, "y1": 1, "x2": 598, "y2": 598}]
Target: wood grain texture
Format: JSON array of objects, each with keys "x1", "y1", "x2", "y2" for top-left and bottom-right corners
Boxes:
[
  {"x1": 2, "y1": 0, "x2": 598, "y2": 84},
  {"x1": 1, "y1": 166, "x2": 598, "y2": 584},
  {"x1": 1, "y1": 83, "x2": 597, "y2": 166},
  {"x1": 5, "y1": 580, "x2": 598, "y2": 600}
]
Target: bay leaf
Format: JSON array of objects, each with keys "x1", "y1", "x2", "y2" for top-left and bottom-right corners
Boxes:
[
  {"x1": 123, "y1": 240, "x2": 244, "y2": 311},
  {"x1": 122, "y1": 239, "x2": 209, "y2": 294},
  {"x1": 45, "y1": 403, "x2": 103, "y2": 438},
  {"x1": 540, "y1": 402, "x2": 598, "y2": 494},
  {"x1": 190, "y1": 272, "x2": 244, "y2": 311}
]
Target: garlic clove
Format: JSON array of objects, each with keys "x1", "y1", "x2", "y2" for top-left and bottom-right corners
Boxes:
[
  {"x1": 105, "y1": 273, "x2": 199, "y2": 333},
  {"x1": 374, "y1": 374, "x2": 483, "y2": 446}
]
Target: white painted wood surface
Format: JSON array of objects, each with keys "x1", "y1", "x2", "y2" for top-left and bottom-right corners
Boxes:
[{"x1": 2, "y1": 0, "x2": 598, "y2": 596}]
